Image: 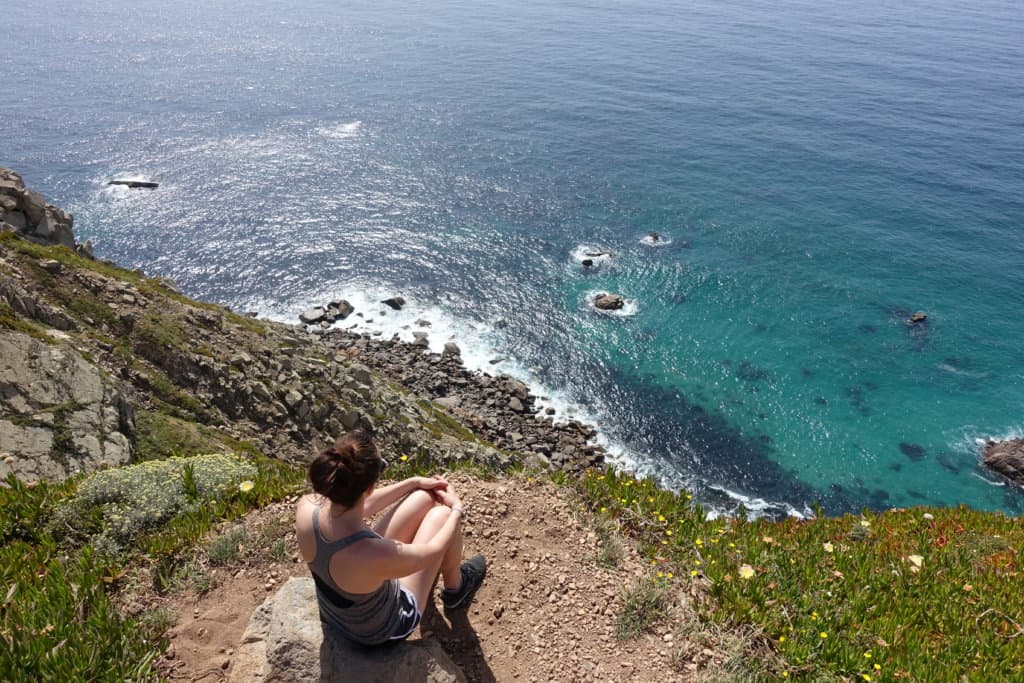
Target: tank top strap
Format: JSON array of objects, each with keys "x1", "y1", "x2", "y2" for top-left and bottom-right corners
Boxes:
[{"x1": 312, "y1": 506, "x2": 380, "y2": 551}]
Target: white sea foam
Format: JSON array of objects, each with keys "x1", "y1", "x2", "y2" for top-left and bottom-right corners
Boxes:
[
  {"x1": 704, "y1": 486, "x2": 813, "y2": 520},
  {"x1": 316, "y1": 121, "x2": 363, "y2": 140},
  {"x1": 639, "y1": 232, "x2": 672, "y2": 247},
  {"x1": 570, "y1": 244, "x2": 614, "y2": 266},
  {"x1": 586, "y1": 290, "x2": 638, "y2": 317}
]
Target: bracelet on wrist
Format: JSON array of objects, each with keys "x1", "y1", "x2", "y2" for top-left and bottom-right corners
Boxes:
[{"x1": 451, "y1": 506, "x2": 466, "y2": 519}]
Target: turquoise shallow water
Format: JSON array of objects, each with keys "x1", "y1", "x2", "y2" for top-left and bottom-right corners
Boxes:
[{"x1": 3, "y1": 0, "x2": 1023, "y2": 515}]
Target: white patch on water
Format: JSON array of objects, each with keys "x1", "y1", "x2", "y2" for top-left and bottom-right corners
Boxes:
[
  {"x1": 936, "y1": 363, "x2": 988, "y2": 378},
  {"x1": 570, "y1": 244, "x2": 614, "y2": 266},
  {"x1": 639, "y1": 232, "x2": 672, "y2": 246},
  {"x1": 316, "y1": 120, "x2": 363, "y2": 140},
  {"x1": 704, "y1": 486, "x2": 813, "y2": 520},
  {"x1": 585, "y1": 290, "x2": 638, "y2": 317}
]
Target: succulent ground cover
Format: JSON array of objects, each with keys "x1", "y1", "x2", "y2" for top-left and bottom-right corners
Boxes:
[{"x1": 577, "y1": 469, "x2": 1024, "y2": 681}]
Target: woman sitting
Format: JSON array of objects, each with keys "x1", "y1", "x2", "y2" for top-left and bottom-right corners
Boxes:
[{"x1": 295, "y1": 429, "x2": 486, "y2": 646}]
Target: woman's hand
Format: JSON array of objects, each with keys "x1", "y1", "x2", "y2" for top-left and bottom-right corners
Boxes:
[
  {"x1": 433, "y1": 487, "x2": 464, "y2": 511},
  {"x1": 413, "y1": 476, "x2": 448, "y2": 494}
]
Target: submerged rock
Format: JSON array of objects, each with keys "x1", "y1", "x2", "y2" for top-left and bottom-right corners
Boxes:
[
  {"x1": 899, "y1": 442, "x2": 927, "y2": 461},
  {"x1": 983, "y1": 438, "x2": 1024, "y2": 487},
  {"x1": 382, "y1": 297, "x2": 406, "y2": 311},
  {"x1": 909, "y1": 312, "x2": 928, "y2": 324}
]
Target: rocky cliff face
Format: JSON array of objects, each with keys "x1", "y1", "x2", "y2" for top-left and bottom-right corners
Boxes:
[
  {"x1": 0, "y1": 330, "x2": 135, "y2": 481},
  {"x1": 0, "y1": 169, "x2": 77, "y2": 250}
]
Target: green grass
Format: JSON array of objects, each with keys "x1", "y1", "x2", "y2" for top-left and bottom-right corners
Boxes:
[
  {"x1": 576, "y1": 468, "x2": 1024, "y2": 682},
  {"x1": 615, "y1": 575, "x2": 670, "y2": 640},
  {"x1": 0, "y1": 232, "x2": 267, "y2": 336},
  {"x1": 206, "y1": 527, "x2": 249, "y2": 566},
  {"x1": 0, "y1": 300, "x2": 57, "y2": 342},
  {"x1": 0, "y1": 451, "x2": 304, "y2": 681},
  {"x1": 134, "y1": 410, "x2": 227, "y2": 462}
]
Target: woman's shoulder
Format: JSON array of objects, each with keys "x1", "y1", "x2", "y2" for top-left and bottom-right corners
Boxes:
[{"x1": 297, "y1": 493, "x2": 324, "y2": 509}]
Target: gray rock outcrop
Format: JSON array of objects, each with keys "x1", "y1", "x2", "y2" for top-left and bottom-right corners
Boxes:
[
  {"x1": 231, "y1": 577, "x2": 465, "y2": 683},
  {"x1": 0, "y1": 168, "x2": 76, "y2": 249},
  {"x1": 983, "y1": 438, "x2": 1024, "y2": 487},
  {"x1": 0, "y1": 330, "x2": 135, "y2": 482}
]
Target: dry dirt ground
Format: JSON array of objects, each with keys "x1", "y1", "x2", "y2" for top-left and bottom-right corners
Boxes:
[{"x1": 150, "y1": 472, "x2": 730, "y2": 682}]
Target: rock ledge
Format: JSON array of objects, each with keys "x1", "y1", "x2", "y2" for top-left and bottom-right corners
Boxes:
[{"x1": 231, "y1": 578, "x2": 465, "y2": 683}]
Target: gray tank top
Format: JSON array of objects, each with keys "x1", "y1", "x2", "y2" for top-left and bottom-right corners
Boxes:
[{"x1": 307, "y1": 507, "x2": 407, "y2": 645}]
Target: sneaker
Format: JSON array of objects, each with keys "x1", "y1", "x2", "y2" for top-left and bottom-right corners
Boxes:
[{"x1": 440, "y1": 555, "x2": 487, "y2": 609}]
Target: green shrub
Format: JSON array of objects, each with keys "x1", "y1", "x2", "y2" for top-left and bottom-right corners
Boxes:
[
  {"x1": 206, "y1": 527, "x2": 249, "y2": 566},
  {"x1": 54, "y1": 454, "x2": 257, "y2": 554}
]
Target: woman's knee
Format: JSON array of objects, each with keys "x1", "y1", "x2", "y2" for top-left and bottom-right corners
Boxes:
[
  {"x1": 403, "y1": 488, "x2": 436, "y2": 512},
  {"x1": 415, "y1": 504, "x2": 457, "y2": 541}
]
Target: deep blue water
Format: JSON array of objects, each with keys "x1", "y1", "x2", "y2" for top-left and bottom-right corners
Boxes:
[{"x1": 3, "y1": 0, "x2": 1023, "y2": 516}]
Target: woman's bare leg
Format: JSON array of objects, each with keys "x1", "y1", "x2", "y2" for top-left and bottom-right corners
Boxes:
[
  {"x1": 399, "y1": 505, "x2": 464, "y2": 610},
  {"x1": 372, "y1": 489, "x2": 435, "y2": 543}
]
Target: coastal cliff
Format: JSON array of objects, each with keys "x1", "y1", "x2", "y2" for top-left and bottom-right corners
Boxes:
[{"x1": 2, "y1": 169, "x2": 1023, "y2": 682}]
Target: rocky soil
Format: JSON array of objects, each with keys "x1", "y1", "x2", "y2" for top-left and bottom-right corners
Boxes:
[{"x1": 155, "y1": 473, "x2": 711, "y2": 683}]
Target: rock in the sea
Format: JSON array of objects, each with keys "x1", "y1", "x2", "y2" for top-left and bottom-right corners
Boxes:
[
  {"x1": 443, "y1": 341, "x2": 461, "y2": 357},
  {"x1": 382, "y1": 297, "x2": 406, "y2": 311},
  {"x1": 593, "y1": 293, "x2": 625, "y2": 311},
  {"x1": 412, "y1": 331, "x2": 429, "y2": 347},
  {"x1": 909, "y1": 312, "x2": 927, "y2": 324},
  {"x1": 107, "y1": 180, "x2": 159, "y2": 189},
  {"x1": 581, "y1": 259, "x2": 594, "y2": 268},
  {"x1": 0, "y1": 330, "x2": 135, "y2": 482},
  {"x1": 647, "y1": 231, "x2": 660, "y2": 242},
  {"x1": 983, "y1": 438, "x2": 1024, "y2": 487},
  {"x1": 326, "y1": 299, "x2": 354, "y2": 320},
  {"x1": 231, "y1": 578, "x2": 465, "y2": 683},
  {"x1": 299, "y1": 307, "x2": 326, "y2": 325}
]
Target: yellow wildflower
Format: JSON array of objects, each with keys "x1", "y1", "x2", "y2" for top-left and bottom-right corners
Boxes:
[
  {"x1": 820, "y1": 632, "x2": 828, "y2": 639},
  {"x1": 238, "y1": 480, "x2": 255, "y2": 493}
]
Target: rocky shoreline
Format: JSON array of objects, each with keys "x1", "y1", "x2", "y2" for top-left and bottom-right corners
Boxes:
[{"x1": 321, "y1": 328, "x2": 607, "y2": 472}]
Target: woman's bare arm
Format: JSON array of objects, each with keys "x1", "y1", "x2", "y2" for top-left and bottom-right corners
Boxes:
[{"x1": 364, "y1": 476, "x2": 448, "y2": 517}]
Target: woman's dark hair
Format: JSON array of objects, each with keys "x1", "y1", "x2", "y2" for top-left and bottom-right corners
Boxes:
[{"x1": 309, "y1": 430, "x2": 385, "y2": 507}]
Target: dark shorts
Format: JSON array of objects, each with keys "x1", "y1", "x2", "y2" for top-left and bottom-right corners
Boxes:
[{"x1": 388, "y1": 586, "x2": 422, "y2": 641}]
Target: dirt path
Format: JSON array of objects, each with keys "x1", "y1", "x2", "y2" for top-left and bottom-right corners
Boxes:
[{"x1": 156, "y1": 473, "x2": 699, "y2": 682}]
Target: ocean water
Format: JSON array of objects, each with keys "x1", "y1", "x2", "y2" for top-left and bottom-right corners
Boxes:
[{"x1": 3, "y1": 0, "x2": 1023, "y2": 516}]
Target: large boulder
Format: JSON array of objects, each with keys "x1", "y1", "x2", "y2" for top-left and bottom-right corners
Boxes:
[
  {"x1": 593, "y1": 293, "x2": 625, "y2": 311},
  {"x1": 0, "y1": 168, "x2": 76, "y2": 249},
  {"x1": 231, "y1": 577, "x2": 464, "y2": 683},
  {"x1": 983, "y1": 438, "x2": 1024, "y2": 487},
  {"x1": 0, "y1": 330, "x2": 135, "y2": 482}
]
